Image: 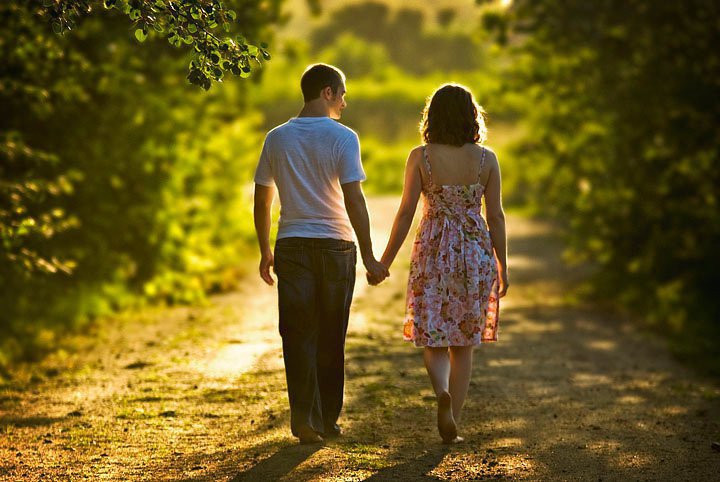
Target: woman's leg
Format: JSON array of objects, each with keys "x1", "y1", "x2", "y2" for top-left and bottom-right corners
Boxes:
[
  {"x1": 448, "y1": 346, "x2": 474, "y2": 422},
  {"x1": 425, "y1": 346, "x2": 459, "y2": 442},
  {"x1": 423, "y1": 346, "x2": 450, "y2": 395}
]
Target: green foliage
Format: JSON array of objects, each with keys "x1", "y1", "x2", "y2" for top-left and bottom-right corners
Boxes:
[
  {"x1": 247, "y1": 25, "x2": 508, "y2": 195},
  {"x1": 497, "y1": 1, "x2": 720, "y2": 357},
  {"x1": 0, "y1": 132, "x2": 80, "y2": 276},
  {"x1": 359, "y1": 137, "x2": 418, "y2": 194},
  {"x1": 0, "y1": 0, "x2": 511, "y2": 370},
  {"x1": 311, "y1": 2, "x2": 486, "y2": 75},
  {"x1": 0, "y1": 0, "x2": 279, "y2": 366},
  {"x1": 40, "y1": 0, "x2": 275, "y2": 90},
  {"x1": 319, "y1": 33, "x2": 391, "y2": 79}
]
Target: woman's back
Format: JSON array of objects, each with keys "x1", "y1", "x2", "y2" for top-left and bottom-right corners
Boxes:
[
  {"x1": 406, "y1": 141, "x2": 500, "y2": 347},
  {"x1": 422, "y1": 143, "x2": 491, "y2": 188}
]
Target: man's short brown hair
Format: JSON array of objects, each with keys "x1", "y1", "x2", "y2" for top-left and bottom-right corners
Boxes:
[{"x1": 300, "y1": 64, "x2": 346, "y2": 102}]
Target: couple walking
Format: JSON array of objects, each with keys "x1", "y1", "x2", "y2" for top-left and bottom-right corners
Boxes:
[{"x1": 253, "y1": 63, "x2": 508, "y2": 445}]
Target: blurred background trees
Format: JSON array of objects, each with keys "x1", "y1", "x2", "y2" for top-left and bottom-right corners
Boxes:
[
  {"x1": 1, "y1": 0, "x2": 718, "y2": 374},
  {"x1": 1, "y1": 0, "x2": 282, "y2": 366},
  {"x1": 496, "y1": 0, "x2": 720, "y2": 369}
]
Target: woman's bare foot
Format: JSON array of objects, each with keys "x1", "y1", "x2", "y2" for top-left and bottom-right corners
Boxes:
[
  {"x1": 437, "y1": 391, "x2": 458, "y2": 443},
  {"x1": 442, "y1": 435, "x2": 465, "y2": 444}
]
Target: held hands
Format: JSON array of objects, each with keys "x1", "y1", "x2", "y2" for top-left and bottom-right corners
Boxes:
[
  {"x1": 261, "y1": 251, "x2": 389, "y2": 287},
  {"x1": 365, "y1": 258, "x2": 389, "y2": 286}
]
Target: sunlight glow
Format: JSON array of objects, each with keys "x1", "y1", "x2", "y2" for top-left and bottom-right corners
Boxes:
[
  {"x1": 614, "y1": 452, "x2": 656, "y2": 468},
  {"x1": 196, "y1": 340, "x2": 279, "y2": 378},
  {"x1": 617, "y1": 394, "x2": 645, "y2": 404},
  {"x1": 488, "y1": 358, "x2": 523, "y2": 367},
  {"x1": 657, "y1": 405, "x2": 688, "y2": 416},
  {"x1": 586, "y1": 440, "x2": 622, "y2": 452},
  {"x1": 571, "y1": 372, "x2": 613, "y2": 387},
  {"x1": 493, "y1": 437, "x2": 524, "y2": 447},
  {"x1": 586, "y1": 339, "x2": 617, "y2": 351}
]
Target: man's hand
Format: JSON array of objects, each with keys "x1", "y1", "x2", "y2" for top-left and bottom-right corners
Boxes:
[
  {"x1": 365, "y1": 259, "x2": 389, "y2": 286},
  {"x1": 259, "y1": 252, "x2": 275, "y2": 286}
]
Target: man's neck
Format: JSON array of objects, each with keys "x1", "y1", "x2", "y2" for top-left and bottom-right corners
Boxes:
[{"x1": 298, "y1": 102, "x2": 329, "y2": 118}]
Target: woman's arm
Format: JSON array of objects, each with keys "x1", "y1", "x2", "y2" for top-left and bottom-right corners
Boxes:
[
  {"x1": 484, "y1": 151, "x2": 509, "y2": 297},
  {"x1": 380, "y1": 148, "x2": 423, "y2": 270}
]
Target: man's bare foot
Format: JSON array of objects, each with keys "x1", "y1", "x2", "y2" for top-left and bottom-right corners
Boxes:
[
  {"x1": 297, "y1": 425, "x2": 324, "y2": 445},
  {"x1": 323, "y1": 423, "x2": 343, "y2": 439},
  {"x1": 437, "y1": 391, "x2": 458, "y2": 443}
]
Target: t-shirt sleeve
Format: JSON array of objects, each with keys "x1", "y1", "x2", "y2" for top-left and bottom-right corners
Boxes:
[
  {"x1": 253, "y1": 136, "x2": 274, "y2": 186},
  {"x1": 337, "y1": 132, "x2": 366, "y2": 184}
]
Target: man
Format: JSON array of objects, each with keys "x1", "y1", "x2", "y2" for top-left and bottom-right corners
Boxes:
[{"x1": 253, "y1": 63, "x2": 389, "y2": 444}]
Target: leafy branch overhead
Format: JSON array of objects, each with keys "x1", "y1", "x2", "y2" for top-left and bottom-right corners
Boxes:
[{"x1": 41, "y1": 0, "x2": 272, "y2": 90}]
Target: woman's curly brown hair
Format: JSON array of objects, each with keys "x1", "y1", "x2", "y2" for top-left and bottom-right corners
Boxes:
[{"x1": 420, "y1": 83, "x2": 487, "y2": 147}]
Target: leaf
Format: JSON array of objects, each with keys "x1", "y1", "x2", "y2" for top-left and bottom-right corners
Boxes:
[{"x1": 135, "y1": 28, "x2": 148, "y2": 42}]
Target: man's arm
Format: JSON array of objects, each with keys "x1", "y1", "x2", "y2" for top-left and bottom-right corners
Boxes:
[
  {"x1": 253, "y1": 183, "x2": 276, "y2": 286},
  {"x1": 341, "y1": 181, "x2": 389, "y2": 284}
]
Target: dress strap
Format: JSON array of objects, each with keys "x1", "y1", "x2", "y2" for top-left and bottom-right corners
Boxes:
[
  {"x1": 477, "y1": 146, "x2": 487, "y2": 184},
  {"x1": 422, "y1": 145, "x2": 434, "y2": 187}
]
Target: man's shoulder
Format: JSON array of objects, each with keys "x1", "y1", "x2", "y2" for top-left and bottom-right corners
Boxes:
[
  {"x1": 308, "y1": 119, "x2": 357, "y2": 144},
  {"x1": 265, "y1": 120, "x2": 293, "y2": 138},
  {"x1": 265, "y1": 119, "x2": 358, "y2": 148},
  {"x1": 329, "y1": 121, "x2": 358, "y2": 138}
]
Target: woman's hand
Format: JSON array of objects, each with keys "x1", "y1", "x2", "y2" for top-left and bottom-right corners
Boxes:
[{"x1": 498, "y1": 270, "x2": 509, "y2": 298}]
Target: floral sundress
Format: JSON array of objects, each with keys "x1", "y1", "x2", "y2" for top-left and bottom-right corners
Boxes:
[{"x1": 403, "y1": 145, "x2": 500, "y2": 347}]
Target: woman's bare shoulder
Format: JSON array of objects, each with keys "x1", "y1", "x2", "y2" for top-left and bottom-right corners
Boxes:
[
  {"x1": 477, "y1": 144, "x2": 499, "y2": 168},
  {"x1": 407, "y1": 145, "x2": 425, "y2": 164}
]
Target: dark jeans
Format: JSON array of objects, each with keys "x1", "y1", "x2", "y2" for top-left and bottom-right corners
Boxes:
[{"x1": 273, "y1": 236, "x2": 356, "y2": 436}]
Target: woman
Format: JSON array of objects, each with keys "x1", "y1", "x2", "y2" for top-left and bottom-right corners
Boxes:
[{"x1": 379, "y1": 83, "x2": 509, "y2": 443}]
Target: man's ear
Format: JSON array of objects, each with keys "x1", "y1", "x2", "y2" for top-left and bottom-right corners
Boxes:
[{"x1": 321, "y1": 86, "x2": 333, "y2": 100}]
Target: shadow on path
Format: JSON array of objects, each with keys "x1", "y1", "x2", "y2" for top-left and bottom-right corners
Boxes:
[
  {"x1": 185, "y1": 209, "x2": 720, "y2": 481},
  {"x1": 363, "y1": 448, "x2": 447, "y2": 481},
  {"x1": 229, "y1": 444, "x2": 322, "y2": 481}
]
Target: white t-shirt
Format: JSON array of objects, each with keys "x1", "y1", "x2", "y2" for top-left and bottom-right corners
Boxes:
[{"x1": 253, "y1": 117, "x2": 366, "y2": 241}]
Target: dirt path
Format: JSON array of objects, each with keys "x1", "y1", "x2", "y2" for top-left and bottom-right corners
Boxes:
[{"x1": 1, "y1": 196, "x2": 719, "y2": 481}]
